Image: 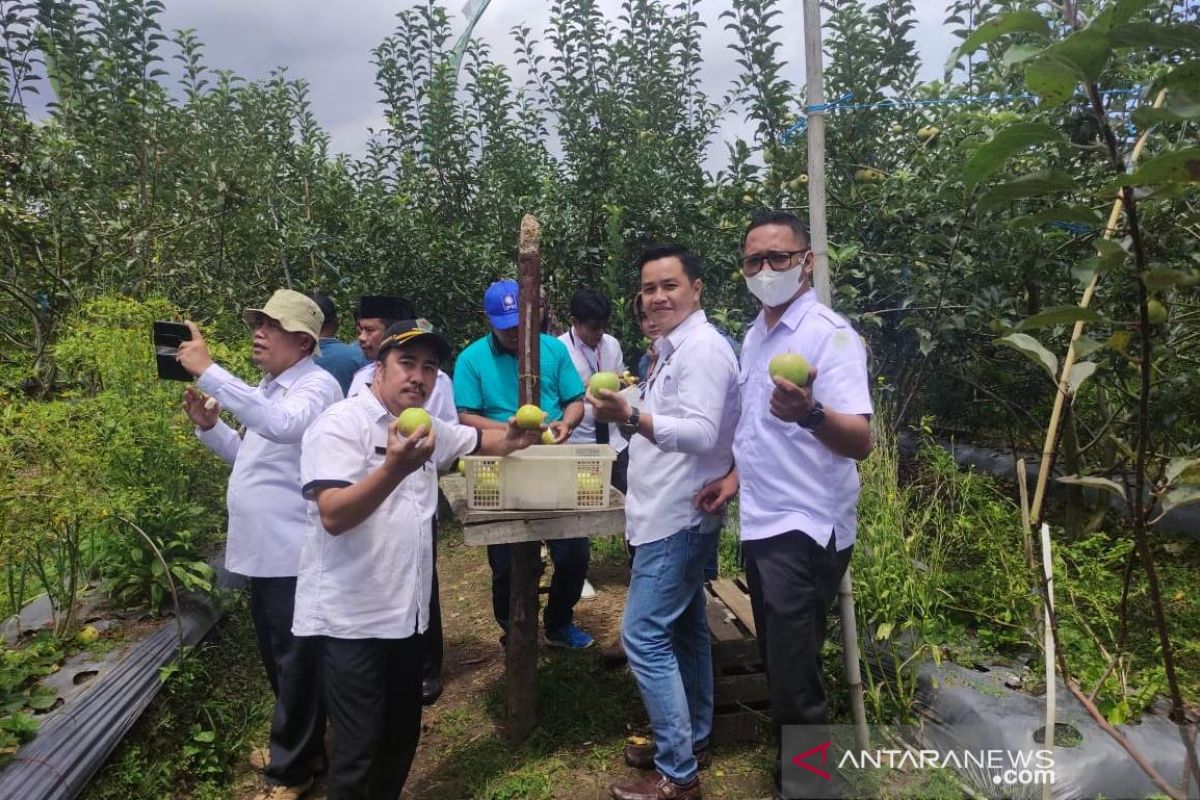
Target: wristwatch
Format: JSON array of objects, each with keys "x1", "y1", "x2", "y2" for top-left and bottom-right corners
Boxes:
[
  {"x1": 619, "y1": 407, "x2": 641, "y2": 439},
  {"x1": 799, "y1": 401, "x2": 826, "y2": 431}
]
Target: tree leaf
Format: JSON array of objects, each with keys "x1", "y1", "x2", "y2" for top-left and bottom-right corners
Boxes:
[
  {"x1": 977, "y1": 171, "x2": 1078, "y2": 212},
  {"x1": 1010, "y1": 205, "x2": 1103, "y2": 229},
  {"x1": 1072, "y1": 336, "x2": 1104, "y2": 358},
  {"x1": 1016, "y1": 306, "x2": 1105, "y2": 330},
  {"x1": 1067, "y1": 361, "x2": 1098, "y2": 395},
  {"x1": 945, "y1": 10, "x2": 1053, "y2": 76},
  {"x1": 1110, "y1": 147, "x2": 1200, "y2": 188},
  {"x1": 1161, "y1": 484, "x2": 1200, "y2": 515},
  {"x1": 1025, "y1": 55, "x2": 1079, "y2": 105},
  {"x1": 964, "y1": 123, "x2": 1063, "y2": 189},
  {"x1": 1058, "y1": 474, "x2": 1125, "y2": 496},
  {"x1": 1140, "y1": 269, "x2": 1196, "y2": 293},
  {"x1": 998, "y1": 332, "x2": 1058, "y2": 380},
  {"x1": 875, "y1": 621, "x2": 895, "y2": 640},
  {"x1": 1090, "y1": 0, "x2": 1154, "y2": 32},
  {"x1": 1165, "y1": 457, "x2": 1200, "y2": 485},
  {"x1": 1094, "y1": 238, "x2": 1128, "y2": 270},
  {"x1": 1109, "y1": 22, "x2": 1200, "y2": 51},
  {"x1": 1002, "y1": 43, "x2": 1043, "y2": 66}
]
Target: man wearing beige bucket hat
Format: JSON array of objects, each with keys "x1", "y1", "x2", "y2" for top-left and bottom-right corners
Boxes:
[{"x1": 179, "y1": 289, "x2": 343, "y2": 800}]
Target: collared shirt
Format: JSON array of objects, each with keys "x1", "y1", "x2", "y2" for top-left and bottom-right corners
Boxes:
[
  {"x1": 452, "y1": 333, "x2": 585, "y2": 424},
  {"x1": 625, "y1": 310, "x2": 739, "y2": 547},
  {"x1": 346, "y1": 362, "x2": 457, "y2": 424},
  {"x1": 558, "y1": 329, "x2": 628, "y2": 451},
  {"x1": 195, "y1": 356, "x2": 342, "y2": 577},
  {"x1": 314, "y1": 338, "x2": 367, "y2": 396},
  {"x1": 292, "y1": 390, "x2": 479, "y2": 639},
  {"x1": 734, "y1": 291, "x2": 873, "y2": 551}
]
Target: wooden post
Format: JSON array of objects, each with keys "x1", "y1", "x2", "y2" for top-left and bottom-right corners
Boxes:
[
  {"x1": 506, "y1": 214, "x2": 543, "y2": 741},
  {"x1": 803, "y1": 0, "x2": 869, "y2": 752}
]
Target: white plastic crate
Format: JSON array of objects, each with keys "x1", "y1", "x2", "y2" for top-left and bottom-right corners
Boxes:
[{"x1": 463, "y1": 444, "x2": 616, "y2": 510}]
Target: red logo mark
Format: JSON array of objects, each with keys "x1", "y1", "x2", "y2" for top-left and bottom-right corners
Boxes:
[{"x1": 791, "y1": 740, "x2": 832, "y2": 780}]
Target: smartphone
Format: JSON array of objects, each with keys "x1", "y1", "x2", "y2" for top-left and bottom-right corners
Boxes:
[{"x1": 153, "y1": 320, "x2": 193, "y2": 381}]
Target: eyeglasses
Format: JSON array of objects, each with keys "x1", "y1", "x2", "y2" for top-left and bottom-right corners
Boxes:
[{"x1": 740, "y1": 249, "x2": 809, "y2": 276}]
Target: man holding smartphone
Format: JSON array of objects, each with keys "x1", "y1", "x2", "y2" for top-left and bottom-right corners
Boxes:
[{"x1": 179, "y1": 289, "x2": 343, "y2": 800}]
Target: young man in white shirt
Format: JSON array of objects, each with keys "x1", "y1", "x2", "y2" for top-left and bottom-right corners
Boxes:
[
  {"x1": 559, "y1": 287, "x2": 629, "y2": 494},
  {"x1": 294, "y1": 320, "x2": 538, "y2": 800},
  {"x1": 697, "y1": 211, "x2": 872, "y2": 800},
  {"x1": 178, "y1": 290, "x2": 343, "y2": 800},
  {"x1": 590, "y1": 245, "x2": 739, "y2": 800}
]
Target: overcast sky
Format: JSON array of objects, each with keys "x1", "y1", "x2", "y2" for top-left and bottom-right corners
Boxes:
[{"x1": 152, "y1": 0, "x2": 957, "y2": 162}]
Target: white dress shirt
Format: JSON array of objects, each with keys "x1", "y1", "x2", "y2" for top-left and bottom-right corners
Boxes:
[
  {"x1": 625, "y1": 310, "x2": 739, "y2": 547},
  {"x1": 195, "y1": 356, "x2": 343, "y2": 577},
  {"x1": 558, "y1": 329, "x2": 628, "y2": 451},
  {"x1": 292, "y1": 390, "x2": 479, "y2": 639},
  {"x1": 346, "y1": 362, "x2": 457, "y2": 423},
  {"x1": 734, "y1": 290, "x2": 873, "y2": 551}
]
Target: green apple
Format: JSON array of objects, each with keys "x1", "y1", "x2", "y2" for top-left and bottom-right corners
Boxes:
[
  {"x1": 589, "y1": 371, "x2": 621, "y2": 395},
  {"x1": 541, "y1": 429, "x2": 557, "y2": 445},
  {"x1": 456, "y1": 459, "x2": 466, "y2": 475},
  {"x1": 1147, "y1": 299, "x2": 1168, "y2": 325},
  {"x1": 515, "y1": 404, "x2": 546, "y2": 430},
  {"x1": 77, "y1": 625, "x2": 100, "y2": 644},
  {"x1": 397, "y1": 407, "x2": 432, "y2": 436},
  {"x1": 577, "y1": 472, "x2": 603, "y2": 492},
  {"x1": 769, "y1": 352, "x2": 811, "y2": 386}
]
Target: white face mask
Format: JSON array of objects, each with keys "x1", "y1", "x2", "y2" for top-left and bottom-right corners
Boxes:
[{"x1": 745, "y1": 264, "x2": 806, "y2": 307}]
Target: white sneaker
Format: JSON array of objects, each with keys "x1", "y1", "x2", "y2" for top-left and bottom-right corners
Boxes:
[{"x1": 580, "y1": 578, "x2": 597, "y2": 599}]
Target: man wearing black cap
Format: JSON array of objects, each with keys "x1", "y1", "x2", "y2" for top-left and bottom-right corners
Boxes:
[
  {"x1": 310, "y1": 293, "x2": 367, "y2": 396},
  {"x1": 347, "y1": 295, "x2": 415, "y2": 397},
  {"x1": 295, "y1": 320, "x2": 540, "y2": 799}
]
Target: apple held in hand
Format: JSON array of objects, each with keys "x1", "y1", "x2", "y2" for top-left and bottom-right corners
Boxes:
[
  {"x1": 516, "y1": 404, "x2": 547, "y2": 430},
  {"x1": 768, "y1": 352, "x2": 811, "y2": 386},
  {"x1": 542, "y1": 430, "x2": 557, "y2": 445},
  {"x1": 397, "y1": 407, "x2": 433, "y2": 436},
  {"x1": 589, "y1": 371, "x2": 621, "y2": 394}
]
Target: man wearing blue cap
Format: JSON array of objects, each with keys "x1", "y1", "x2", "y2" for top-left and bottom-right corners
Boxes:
[{"x1": 453, "y1": 278, "x2": 595, "y2": 649}]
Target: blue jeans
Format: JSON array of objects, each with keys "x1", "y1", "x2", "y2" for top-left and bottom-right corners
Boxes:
[{"x1": 621, "y1": 526, "x2": 718, "y2": 783}]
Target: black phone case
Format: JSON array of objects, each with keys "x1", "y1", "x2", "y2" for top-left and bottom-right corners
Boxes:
[{"x1": 153, "y1": 321, "x2": 193, "y2": 381}]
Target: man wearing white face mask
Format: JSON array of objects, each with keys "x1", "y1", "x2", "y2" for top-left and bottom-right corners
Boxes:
[{"x1": 696, "y1": 210, "x2": 872, "y2": 800}]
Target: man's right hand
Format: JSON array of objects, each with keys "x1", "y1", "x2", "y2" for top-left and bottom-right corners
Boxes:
[
  {"x1": 695, "y1": 468, "x2": 739, "y2": 513},
  {"x1": 385, "y1": 420, "x2": 437, "y2": 477},
  {"x1": 182, "y1": 386, "x2": 220, "y2": 430}
]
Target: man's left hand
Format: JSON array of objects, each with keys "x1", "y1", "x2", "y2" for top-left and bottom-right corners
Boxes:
[
  {"x1": 587, "y1": 387, "x2": 630, "y2": 425},
  {"x1": 176, "y1": 321, "x2": 215, "y2": 378},
  {"x1": 769, "y1": 366, "x2": 820, "y2": 424},
  {"x1": 505, "y1": 417, "x2": 544, "y2": 450},
  {"x1": 547, "y1": 420, "x2": 573, "y2": 444}
]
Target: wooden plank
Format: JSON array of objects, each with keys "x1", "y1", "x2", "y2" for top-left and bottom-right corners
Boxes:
[
  {"x1": 710, "y1": 639, "x2": 762, "y2": 673},
  {"x1": 704, "y1": 584, "x2": 744, "y2": 643},
  {"x1": 463, "y1": 506, "x2": 626, "y2": 546},
  {"x1": 438, "y1": 474, "x2": 469, "y2": 520},
  {"x1": 711, "y1": 710, "x2": 767, "y2": 743},
  {"x1": 461, "y1": 488, "x2": 625, "y2": 524},
  {"x1": 714, "y1": 672, "x2": 770, "y2": 707},
  {"x1": 710, "y1": 578, "x2": 757, "y2": 637}
]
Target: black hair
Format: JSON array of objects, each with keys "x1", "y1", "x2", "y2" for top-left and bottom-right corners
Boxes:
[
  {"x1": 636, "y1": 244, "x2": 702, "y2": 282},
  {"x1": 743, "y1": 210, "x2": 811, "y2": 248},
  {"x1": 568, "y1": 287, "x2": 612, "y2": 324},
  {"x1": 309, "y1": 293, "x2": 338, "y2": 332}
]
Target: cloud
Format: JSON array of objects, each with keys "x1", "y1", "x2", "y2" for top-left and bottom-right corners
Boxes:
[{"x1": 152, "y1": 0, "x2": 959, "y2": 161}]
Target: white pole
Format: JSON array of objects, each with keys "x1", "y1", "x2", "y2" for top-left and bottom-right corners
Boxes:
[
  {"x1": 803, "y1": 0, "x2": 869, "y2": 752},
  {"x1": 1040, "y1": 522, "x2": 1056, "y2": 800}
]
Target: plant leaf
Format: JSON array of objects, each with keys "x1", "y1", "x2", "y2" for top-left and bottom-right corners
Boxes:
[
  {"x1": 1016, "y1": 306, "x2": 1105, "y2": 331},
  {"x1": 998, "y1": 332, "x2": 1058, "y2": 380},
  {"x1": 978, "y1": 171, "x2": 1078, "y2": 212},
  {"x1": 1058, "y1": 474, "x2": 1124, "y2": 496},
  {"x1": 1165, "y1": 457, "x2": 1200, "y2": 485},
  {"x1": 1161, "y1": 485, "x2": 1200, "y2": 515},
  {"x1": 964, "y1": 123, "x2": 1063, "y2": 189},
  {"x1": 1072, "y1": 336, "x2": 1104, "y2": 358},
  {"x1": 1140, "y1": 269, "x2": 1196, "y2": 293},
  {"x1": 1109, "y1": 22, "x2": 1200, "y2": 51},
  {"x1": 1067, "y1": 361, "x2": 1098, "y2": 394},
  {"x1": 1110, "y1": 147, "x2": 1200, "y2": 188},
  {"x1": 1010, "y1": 205, "x2": 1103, "y2": 229},
  {"x1": 945, "y1": 10, "x2": 1053, "y2": 77}
]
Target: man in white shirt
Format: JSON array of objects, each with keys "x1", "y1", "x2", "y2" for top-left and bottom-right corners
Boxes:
[
  {"x1": 558, "y1": 287, "x2": 629, "y2": 493},
  {"x1": 346, "y1": 295, "x2": 414, "y2": 399},
  {"x1": 294, "y1": 320, "x2": 538, "y2": 800},
  {"x1": 178, "y1": 289, "x2": 342, "y2": 800},
  {"x1": 590, "y1": 245, "x2": 739, "y2": 800},
  {"x1": 697, "y1": 211, "x2": 872, "y2": 800}
]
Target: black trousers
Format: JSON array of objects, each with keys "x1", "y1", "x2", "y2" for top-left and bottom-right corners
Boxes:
[
  {"x1": 743, "y1": 532, "x2": 852, "y2": 797},
  {"x1": 488, "y1": 536, "x2": 589, "y2": 631},
  {"x1": 248, "y1": 576, "x2": 326, "y2": 787},
  {"x1": 322, "y1": 635, "x2": 424, "y2": 800},
  {"x1": 610, "y1": 445, "x2": 629, "y2": 495},
  {"x1": 422, "y1": 516, "x2": 442, "y2": 682}
]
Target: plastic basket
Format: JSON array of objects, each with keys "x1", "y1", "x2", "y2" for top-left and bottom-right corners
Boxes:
[{"x1": 463, "y1": 444, "x2": 616, "y2": 510}]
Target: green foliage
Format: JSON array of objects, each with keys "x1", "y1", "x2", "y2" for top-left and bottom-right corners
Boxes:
[{"x1": 0, "y1": 635, "x2": 63, "y2": 760}]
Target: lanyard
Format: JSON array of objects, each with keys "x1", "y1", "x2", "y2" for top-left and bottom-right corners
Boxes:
[
  {"x1": 639, "y1": 348, "x2": 675, "y2": 404},
  {"x1": 568, "y1": 330, "x2": 602, "y2": 376}
]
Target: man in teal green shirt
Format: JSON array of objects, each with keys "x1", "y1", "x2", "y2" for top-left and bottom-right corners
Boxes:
[{"x1": 454, "y1": 279, "x2": 594, "y2": 649}]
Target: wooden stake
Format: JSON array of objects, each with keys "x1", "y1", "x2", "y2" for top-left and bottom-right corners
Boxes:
[
  {"x1": 505, "y1": 214, "x2": 543, "y2": 742},
  {"x1": 1040, "y1": 522, "x2": 1056, "y2": 800},
  {"x1": 803, "y1": 0, "x2": 868, "y2": 751}
]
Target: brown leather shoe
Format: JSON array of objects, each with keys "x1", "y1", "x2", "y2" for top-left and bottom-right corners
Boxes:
[
  {"x1": 599, "y1": 639, "x2": 628, "y2": 667},
  {"x1": 610, "y1": 772, "x2": 700, "y2": 800},
  {"x1": 625, "y1": 741, "x2": 712, "y2": 770}
]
